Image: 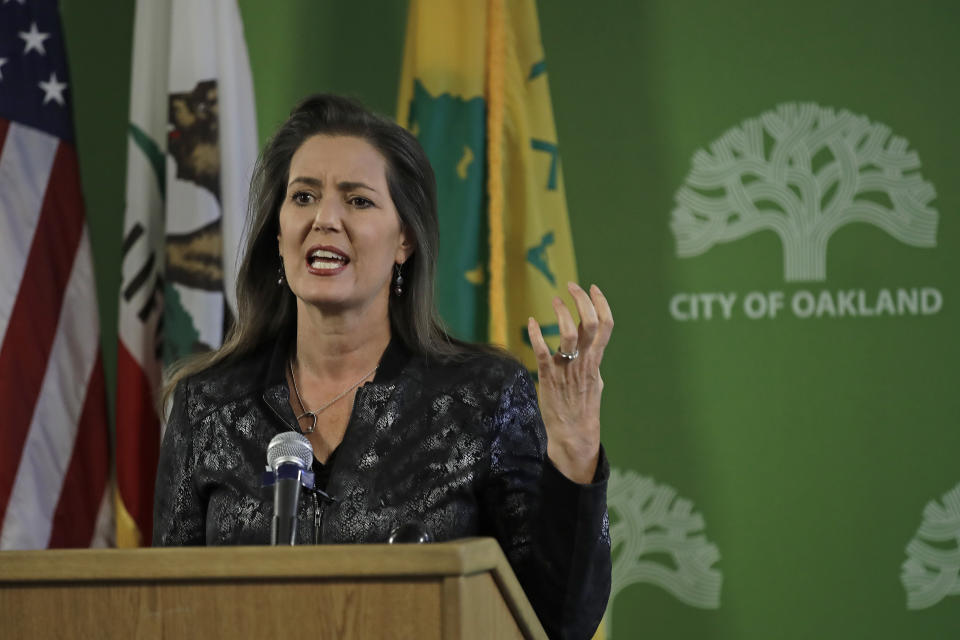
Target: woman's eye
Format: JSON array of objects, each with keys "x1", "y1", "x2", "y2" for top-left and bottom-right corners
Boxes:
[
  {"x1": 349, "y1": 196, "x2": 373, "y2": 209},
  {"x1": 291, "y1": 191, "x2": 314, "y2": 205}
]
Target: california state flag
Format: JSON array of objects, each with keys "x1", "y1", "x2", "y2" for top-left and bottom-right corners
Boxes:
[{"x1": 117, "y1": 0, "x2": 258, "y2": 547}]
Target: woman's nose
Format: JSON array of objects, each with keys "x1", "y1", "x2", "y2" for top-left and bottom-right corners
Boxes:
[{"x1": 312, "y1": 200, "x2": 342, "y2": 232}]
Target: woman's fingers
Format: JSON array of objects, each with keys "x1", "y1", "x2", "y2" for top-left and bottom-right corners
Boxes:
[
  {"x1": 526, "y1": 317, "x2": 552, "y2": 368},
  {"x1": 530, "y1": 284, "x2": 612, "y2": 483},
  {"x1": 567, "y1": 282, "x2": 599, "y2": 347},
  {"x1": 589, "y1": 285, "x2": 614, "y2": 352},
  {"x1": 552, "y1": 294, "x2": 579, "y2": 358},
  {"x1": 532, "y1": 283, "x2": 613, "y2": 370}
]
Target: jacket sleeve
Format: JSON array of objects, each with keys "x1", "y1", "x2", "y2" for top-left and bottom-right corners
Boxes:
[
  {"x1": 153, "y1": 380, "x2": 206, "y2": 546},
  {"x1": 483, "y1": 364, "x2": 611, "y2": 640}
]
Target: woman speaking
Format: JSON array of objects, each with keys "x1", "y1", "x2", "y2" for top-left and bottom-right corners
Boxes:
[{"x1": 154, "y1": 94, "x2": 613, "y2": 639}]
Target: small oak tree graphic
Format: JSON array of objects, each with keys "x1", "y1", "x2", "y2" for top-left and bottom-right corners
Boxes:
[
  {"x1": 901, "y1": 482, "x2": 960, "y2": 609},
  {"x1": 671, "y1": 102, "x2": 938, "y2": 281},
  {"x1": 606, "y1": 468, "x2": 721, "y2": 636}
]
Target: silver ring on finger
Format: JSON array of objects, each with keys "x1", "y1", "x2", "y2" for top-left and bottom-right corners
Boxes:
[{"x1": 557, "y1": 347, "x2": 579, "y2": 361}]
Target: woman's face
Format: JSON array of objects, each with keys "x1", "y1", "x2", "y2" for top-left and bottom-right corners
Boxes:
[{"x1": 277, "y1": 134, "x2": 412, "y2": 315}]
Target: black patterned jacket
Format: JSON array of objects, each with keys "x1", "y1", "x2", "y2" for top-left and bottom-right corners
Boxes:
[{"x1": 153, "y1": 336, "x2": 611, "y2": 639}]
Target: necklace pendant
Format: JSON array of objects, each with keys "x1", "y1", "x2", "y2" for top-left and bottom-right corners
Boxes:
[
  {"x1": 299, "y1": 411, "x2": 318, "y2": 434},
  {"x1": 289, "y1": 357, "x2": 378, "y2": 437}
]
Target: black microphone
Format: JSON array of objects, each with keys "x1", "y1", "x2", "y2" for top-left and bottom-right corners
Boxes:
[{"x1": 264, "y1": 432, "x2": 315, "y2": 545}]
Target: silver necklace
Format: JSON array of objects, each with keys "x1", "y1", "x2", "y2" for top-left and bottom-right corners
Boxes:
[{"x1": 288, "y1": 358, "x2": 378, "y2": 434}]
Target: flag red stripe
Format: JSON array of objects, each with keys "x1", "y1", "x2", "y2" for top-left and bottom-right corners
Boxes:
[
  {"x1": 0, "y1": 119, "x2": 9, "y2": 154},
  {"x1": 0, "y1": 145, "x2": 84, "y2": 530},
  {"x1": 116, "y1": 341, "x2": 160, "y2": 545},
  {"x1": 47, "y1": 354, "x2": 110, "y2": 548}
]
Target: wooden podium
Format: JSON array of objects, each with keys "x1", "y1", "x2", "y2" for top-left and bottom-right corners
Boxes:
[{"x1": 0, "y1": 537, "x2": 547, "y2": 639}]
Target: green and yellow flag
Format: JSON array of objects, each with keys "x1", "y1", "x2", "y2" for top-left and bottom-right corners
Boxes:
[{"x1": 398, "y1": 0, "x2": 579, "y2": 373}]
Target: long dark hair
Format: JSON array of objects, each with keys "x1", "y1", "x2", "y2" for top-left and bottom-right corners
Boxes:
[{"x1": 163, "y1": 94, "x2": 481, "y2": 406}]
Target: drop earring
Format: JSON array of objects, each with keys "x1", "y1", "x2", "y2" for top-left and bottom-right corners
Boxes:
[{"x1": 393, "y1": 263, "x2": 404, "y2": 296}]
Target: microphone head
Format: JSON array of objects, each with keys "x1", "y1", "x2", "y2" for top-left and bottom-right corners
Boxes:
[
  {"x1": 388, "y1": 520, "x2": 433, "y2": 544},
  {"x1": 267, "y1": 432, "x2": 313, "y2": 471}
]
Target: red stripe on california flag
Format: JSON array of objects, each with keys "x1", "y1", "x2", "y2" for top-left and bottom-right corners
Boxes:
[
  {"x1": 47, "y1": 354, "x2": 110, "y2": 548},
  {"x1": 0, "y1": 144, "x2": 84, "y2": 530},
  {"x1": 116, "y1": 341, "x2": 160, "y2": 545},
  {"x1": 0, "y1": 118, "x2": 9, "y2": 152}
]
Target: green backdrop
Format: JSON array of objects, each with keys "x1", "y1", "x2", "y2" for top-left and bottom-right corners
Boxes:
[{"x1": 60, "y1": 1, "x2": 959, "y2": 638}]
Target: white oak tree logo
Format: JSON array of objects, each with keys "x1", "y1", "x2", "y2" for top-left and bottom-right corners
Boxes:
[
  {"x1": 671, "y1": 103, "x2": 938, "y2": 281},
  {"x1": 901, "y1": 482, "x2": 960, "y2": 609},
  {"x1": 606, "y1": 468, "x2": 721, "y2": 636}
]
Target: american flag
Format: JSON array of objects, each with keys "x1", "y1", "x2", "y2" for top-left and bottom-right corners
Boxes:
[{"x1": 0, "y1": 0, "x2": 112, "y2": 548}]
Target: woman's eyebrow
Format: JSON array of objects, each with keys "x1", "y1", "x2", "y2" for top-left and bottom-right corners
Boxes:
[
  {"x1": 288, "y1": 176, "x2": 323, "y2": 189},
  {"x1": 336, "y1": 180, "x2": 378, "y2": 193},
  {"x1": 287, "y1": 177, "x2": 378, "y2": 193}
]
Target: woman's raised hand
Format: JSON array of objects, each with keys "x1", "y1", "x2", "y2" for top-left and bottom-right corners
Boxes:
[{"x1": 527, "y1": 282, "x2": 614, "y2": 484}]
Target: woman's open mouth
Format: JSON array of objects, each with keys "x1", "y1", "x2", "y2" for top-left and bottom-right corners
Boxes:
[{"x1": 306, "y1": 246, "x2": 350, "y2": 274}]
